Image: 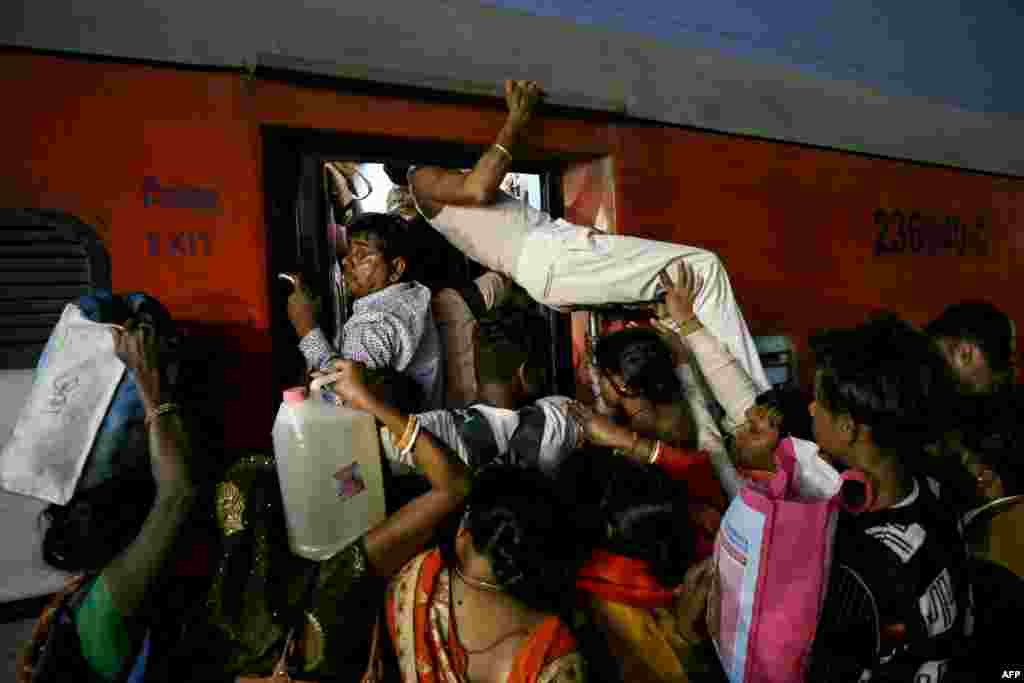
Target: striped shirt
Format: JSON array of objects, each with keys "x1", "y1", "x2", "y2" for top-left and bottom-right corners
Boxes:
[{"x1": 299, "y1": 281, "x2": 443, "y2": 409}]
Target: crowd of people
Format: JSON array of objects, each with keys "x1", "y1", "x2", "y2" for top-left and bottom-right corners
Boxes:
[{"x1": 18, "y1": 80, "x2": 1022, "y2": 683}]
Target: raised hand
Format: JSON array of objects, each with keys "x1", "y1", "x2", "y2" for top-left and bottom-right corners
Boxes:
[
  {"x1": 112, "y1": 319, "x2": 191, "y2": 489},
  {"x1": 285, "y1": 272, "x2": 318, "y2": 339},
  {"x1": 112, "y1": 319, "x2": 162, "y2": 409},
  {"x1": 325, "y1": 163, "x2": 350, "y2": 196},
  {"x1": 657, "y1": 260, "x2": 702, "y2": 324},
  {"x1": 504, "y1": 80, "x2": 545, "y2": 126}
]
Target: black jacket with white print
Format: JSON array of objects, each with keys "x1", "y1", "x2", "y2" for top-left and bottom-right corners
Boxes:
[{"x1": 811, "y1": 475, "x2": 974, "y2": 682}]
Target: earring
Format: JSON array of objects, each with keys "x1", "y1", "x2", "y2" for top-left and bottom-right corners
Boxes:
[
  {"x1": 839, "y1": 470, "x2": 877, "y2": 514},
  {"x1": 840, "y1": 422, "x2": 856, "y2": 448}
]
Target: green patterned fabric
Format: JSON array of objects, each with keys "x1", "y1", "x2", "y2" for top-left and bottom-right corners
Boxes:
[
  {"x1": 203, "y1": 453, "x2": 383, "y2": 679},
  {"x1": 73, "y1": 575, "x2": 133, "y2": 681}
]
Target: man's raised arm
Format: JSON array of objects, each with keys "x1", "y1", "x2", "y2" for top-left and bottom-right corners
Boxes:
[{"x1": 409, "y1": 80, "x2": 543, "y2": 211}]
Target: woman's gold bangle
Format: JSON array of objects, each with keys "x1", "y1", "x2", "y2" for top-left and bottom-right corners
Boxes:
[
  {"x1": 493, "y1": 143, "x2": 513, "y2": 161},
  {"x1": 145, "y1": 402, "x2": 180, "y2": 428},
  {"x1": 395, "y1": 414, "x2": 417, "y2": 450},
  {"x1": 398, "y1": 416, "x2": 421, "y2": 460},
  {"x1": 649, "y1": 440, "x2": 663, "y2": 465}
]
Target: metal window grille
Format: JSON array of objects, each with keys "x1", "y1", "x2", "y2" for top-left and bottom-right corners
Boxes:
[{"x1": 0, "y1": 209, "x2": 111, "y2": 369}]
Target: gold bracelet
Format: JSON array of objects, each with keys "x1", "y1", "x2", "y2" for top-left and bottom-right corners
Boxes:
[
  {"x1": 145, "y1": 402, "x2": 180, "y2": 428},
  {"x1": 679, "y1": 318, "x2": 704, "y2": 336},
  {"x1": 395, "y1": 415, "x2": 415, "y2": 449},
  {"x1": 649, "y1": 440, "x2": 663, "y2": 465},
  {"x1": 399, "y1": 417, "x2": 421, "y2": 460},
  {"x1": 396, "y1": 415, "x2": 418, "y2": 452},
  {"x1": 493, "y1": 143, "x2": 513, "y2": 161},
  {"x1": 389, "y1": 420, "x2": 407, "y2": 448},
  {"x1": 663, "y1": 316, "x2": 703, "y2": 337}
]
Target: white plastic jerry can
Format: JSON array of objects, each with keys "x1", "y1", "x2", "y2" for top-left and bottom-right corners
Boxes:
[{"x1": 271, "y1": 387, "x2": 385, "y2": 561}]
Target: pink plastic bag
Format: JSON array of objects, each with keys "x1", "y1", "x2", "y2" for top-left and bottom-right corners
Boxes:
[{"x1": 708, "y1": 437, "x2": 861, "y2": 683}]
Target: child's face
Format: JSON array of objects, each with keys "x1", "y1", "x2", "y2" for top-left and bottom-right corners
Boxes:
[{"x1": 733, "y1": 404, "x2": 783, "y2": 470}]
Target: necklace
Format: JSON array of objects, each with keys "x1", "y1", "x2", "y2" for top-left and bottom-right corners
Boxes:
[
  {"x1": 453, "y1": 564, "x2": 504, "y2": 593},
  {"x1": 447, "y1": 567, "x2": 531, "y2": 662}
]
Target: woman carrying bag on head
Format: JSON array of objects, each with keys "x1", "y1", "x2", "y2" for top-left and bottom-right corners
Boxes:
[{"x1": 18, "y1": 316, "x2": 199, "y2": 683}]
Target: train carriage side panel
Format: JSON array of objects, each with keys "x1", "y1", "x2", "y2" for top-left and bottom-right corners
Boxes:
[
  {"x1": 0, "y1": 54, "x2": 272, "y2": 448},
  {"x1": 611, "y1": 125, "x2": 1023, "y2": 387},
  {"x1": 1, "y1": 51, "x2": 1021, "y2": 446}
]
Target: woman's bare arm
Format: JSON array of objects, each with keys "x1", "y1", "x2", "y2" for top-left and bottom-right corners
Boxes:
[
  {"x1": 101, "y1": 323, "x2": 196, "y2": 629},
  {"x1": 331, "y1": 361, "x2": 471, "y2": 577}
]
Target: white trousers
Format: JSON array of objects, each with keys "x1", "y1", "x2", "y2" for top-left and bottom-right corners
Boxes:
[{"x1": 515, "y1": 224, "x2": 771, "y2": 393}]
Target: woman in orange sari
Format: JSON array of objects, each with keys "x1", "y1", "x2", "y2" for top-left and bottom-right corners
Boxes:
[
  {"x1": 564, "y1": 337, "x2": 811, "y2": 680},
  {"x1": 385, "y1": 466, "x2": 591, "y2": 683},
  {"x1": 553, "y1": 421, "x2": 724, "y2": 683}
]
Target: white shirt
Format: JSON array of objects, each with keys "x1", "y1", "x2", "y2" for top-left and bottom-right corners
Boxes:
[
  {"x1": 390, "y1": 396, "x2": 580, "y2": 476},
  {"x1": 408, "y1": 167, "x2": 558, "y2": 277}
]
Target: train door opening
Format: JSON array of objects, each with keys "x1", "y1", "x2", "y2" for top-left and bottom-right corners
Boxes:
[{"x1": 262, "y1": 127, "x2": 576, "y2": 402}]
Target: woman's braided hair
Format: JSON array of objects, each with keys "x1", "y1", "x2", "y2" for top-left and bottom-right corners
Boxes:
[
  {"x1": 455, "y1": 466, "x2": 582, "y2": 612},
  {"x1": 443, "y1": 465, "x2": 621, "y2": 682}
]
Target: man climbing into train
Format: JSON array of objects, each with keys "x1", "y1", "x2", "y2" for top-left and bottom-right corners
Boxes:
[
  {"x1": 397, "y1": 79, "x2": 770, "y2": 394},
  {"x1": 286, "y1": 212, "x2": 444, "y2": 409}
]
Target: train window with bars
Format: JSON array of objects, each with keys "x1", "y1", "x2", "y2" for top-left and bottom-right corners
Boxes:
[{"x1": 0, "y1": 209, "x2": 111, "y2": 369}]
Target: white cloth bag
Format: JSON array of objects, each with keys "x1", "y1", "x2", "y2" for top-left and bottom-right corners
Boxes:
[{"x1": 0, "y1": 304, "x2": 126, "y2": 504}]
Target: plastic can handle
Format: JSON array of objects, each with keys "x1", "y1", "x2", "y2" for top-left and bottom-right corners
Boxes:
[{"x1": 283, "y1": 387, "x2": 307, "y2": 404}]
